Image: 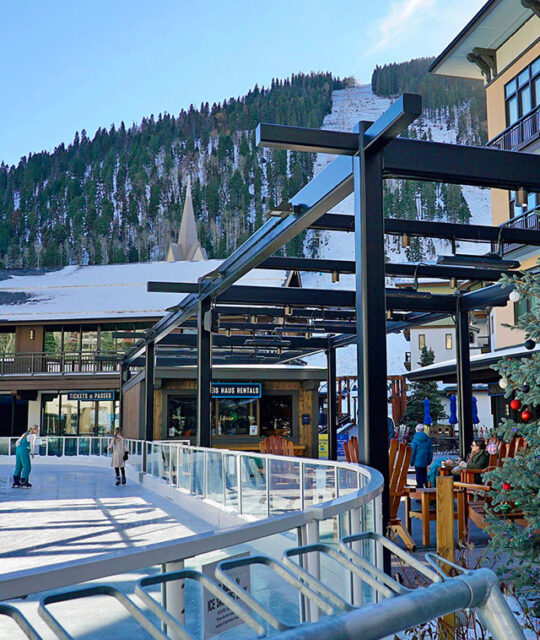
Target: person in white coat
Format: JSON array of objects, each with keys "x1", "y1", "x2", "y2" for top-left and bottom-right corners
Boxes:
[{"x1": 108, "y1": 427, "x2": 127, "y2": 485}]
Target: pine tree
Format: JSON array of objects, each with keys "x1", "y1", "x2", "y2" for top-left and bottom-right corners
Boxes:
[
  {"x1": 487, "y1": 270, "x2": 540, "y2": 595},
  {"x1": 404, "y1": 347, "x2": 446, "y2": 428}
]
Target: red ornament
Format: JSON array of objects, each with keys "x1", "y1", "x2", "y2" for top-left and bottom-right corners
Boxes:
[
  {"x1": 510, "y1": 399, "x2": 521, "y2": 411},
  {"x1": 521, "y1": 409, "x2": 532, "y2": 422},
  {"x1": 502, "y1": 483, "x2": 511, "y2": 491}
]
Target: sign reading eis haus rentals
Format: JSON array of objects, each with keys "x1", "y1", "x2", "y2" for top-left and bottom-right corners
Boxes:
[
  {"x1": 211, "y1": 383, "x2": 261, "y2": 399},
  {"x1": 67, "y1": 391, "x2": 115, "y2": 401}
]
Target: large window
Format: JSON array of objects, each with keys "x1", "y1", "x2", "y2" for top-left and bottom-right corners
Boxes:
[
  {"x1": 505, "y1": 56, "x2": 540, "y2": 126},
  {"x1": 260, "y1": 395, "x2": 293, "y2": 438},
  {"x1": 167, "y1": 396, "x2": 197, "y2": 438},
  {"x1": 215, "y1": 398, "x2": 258, "y2": 436},
  {"x1": 41, "y1": 394, "x2": 118, "y2": 436}
]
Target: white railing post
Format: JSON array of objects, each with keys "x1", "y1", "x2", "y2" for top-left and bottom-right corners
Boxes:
[
  {"x1": 176, "y1": 446, "x2": 181, "y2": 488},
  {"x1": 222, "y1": 451, "x2": 227, "y2": 507},
  {"x1": 62, "y1": 438, "x2": 65, "y2": 457},
  {"x1": 163, "y1": 559, "x2": 185, "y2": 637},
  {"x1": 237, "y1": 454, "x2": 243, "y2": 514},
  {"x1": 76, "y1": 438, "x2": 79, "y2": 456},
  {"x1": 350, "y1": 506, "x2": 363, "y2": 606},
  {"x1": 303, "y1": 519, "x2": 320, "y2": 623},
  {"x1": 265, "y1": 457, "x2": 270, "y2": 518},
  {"x1": 203, "y1": 451, "x2": 207, "y2": 499}
]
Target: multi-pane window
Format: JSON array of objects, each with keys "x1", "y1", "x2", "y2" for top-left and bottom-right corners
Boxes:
[
  {"x1": 418, "y1": 334, "x2": 426, "y2": 350},
  {"x1": 504, "y1": 56, "x2": 540, "y2": 126},
  {"x1": 43, "y1": 323, "x2": 152, "y2": 354},
  {"x1": 445, "y1": 334, "x2": 453, "y2": 350}
]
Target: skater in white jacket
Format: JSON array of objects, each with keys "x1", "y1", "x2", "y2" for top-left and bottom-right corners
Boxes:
[{"x1": 108, "y1": 427, "x2": 127, "y2": 485}]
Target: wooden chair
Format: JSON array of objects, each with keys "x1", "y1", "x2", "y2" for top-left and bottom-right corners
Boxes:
[
  {"x1": 344, "y1": 437, "x2": 415, "y2": 549},
  {"x1": 259, "y1": 435, "x2": 294, "y2": 457},
  {"x1": 455, "y1": 437, "x2": 528, "y2": 534}
]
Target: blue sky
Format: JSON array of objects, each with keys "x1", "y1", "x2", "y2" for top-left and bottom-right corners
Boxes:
[{"x1": 0, "y1": 0, "x2": 485, "y2": 166}]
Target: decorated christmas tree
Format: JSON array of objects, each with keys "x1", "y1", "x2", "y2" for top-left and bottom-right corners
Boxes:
[{"x1": 488, "y1": 269, "x2": 540, "y2": 596}]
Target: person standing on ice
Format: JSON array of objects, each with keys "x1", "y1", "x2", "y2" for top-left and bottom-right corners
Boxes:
[
  {"x1": 12, "y1": 424, "x2": 39, "y2": 488},
  {"x1": 108, "y1": 427, "x2": 127, "y2": 485}
]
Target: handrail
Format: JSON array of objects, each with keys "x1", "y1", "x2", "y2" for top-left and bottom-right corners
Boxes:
[
  {"x1": 0, "y1": 436, "x2": 384, "y2": 602},
  {"x1": 0, "y1": 350, "x2": 123, "y2": 375},
  {"x1": 488, "y1": 104, "x2": 540, "y2": 151}
]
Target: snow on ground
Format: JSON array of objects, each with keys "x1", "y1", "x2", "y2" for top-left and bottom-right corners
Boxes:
[{"x1": 303, "y1": 84, "x2": 493, "y2": 377}]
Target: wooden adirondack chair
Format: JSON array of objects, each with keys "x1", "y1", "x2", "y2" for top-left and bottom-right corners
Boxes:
[
  {"x1": 259, "y1": 435, "x2": 294, "y2": 457},
  {"x1": 344, "y1": 437, "x2": 415, "y2": 549},
  {"x1": 455, "y1": 437, "x2": 528, "y2": 533}
]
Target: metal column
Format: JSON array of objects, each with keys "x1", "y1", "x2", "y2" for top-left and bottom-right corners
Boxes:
[
  {"x1": 197, "y1": 297, "x2": 212, "y2": 448},
  {"x1": 456, "y1": 300, "x2": 473, "y2": 459},
  {"x1": 355, "y1": 123, "x2": 390, "y2": 532},
  {"x1": 326, "y1": 346, "x2": 337, "y2": 461},
  {"x1": 144, "y1": 342, "x2": 155, "y2": 442}
]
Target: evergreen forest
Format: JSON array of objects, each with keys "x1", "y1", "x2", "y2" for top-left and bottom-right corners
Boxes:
[{"x1": 0, "y1": 59, "x2": 488, "y2": 269}]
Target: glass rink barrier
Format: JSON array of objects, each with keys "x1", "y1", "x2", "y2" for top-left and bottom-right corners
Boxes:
[{"x1": 0, "y1": 437, "x2": 524, "y2": 639}]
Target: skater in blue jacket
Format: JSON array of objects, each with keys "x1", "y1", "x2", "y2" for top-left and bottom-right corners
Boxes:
[{"x1": 12, "y1": 425, "x2": 39, "y2": 488}]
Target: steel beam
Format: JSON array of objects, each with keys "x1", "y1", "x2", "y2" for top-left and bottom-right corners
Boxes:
[
  {"x1": 326, "y1": 346, "x2": 337, "y2": 461},
  {"x1": 144, "y1": 342, "x2": 155, "y2": 442},
  {"x1": 456, "y1": 302, "x2": 474, "y2": 459},
  {"x1": 256, "y1": 123, "x2": 358, "y2": 155},
  {"x1": 460, "y1": 282, "x2": 512, "y2": 311},
  {"x1": 383, "y1": 137, "x2": 540, "y2": 190},
  {"x1": 385, "y1": 218, "x2": 540, "y2": 246},
  {"x1": 362, "y1": 94, "x2": 422, "y2": 153},
  {"x1": 197, "y1": 297, "x2": 212, "y2": 448},
  {"x1": 260, "y1": 256, "x2": 515, "y2": 281},
  {"x1": 159, "y1": 333, "x2": 329, "y2": 350}
]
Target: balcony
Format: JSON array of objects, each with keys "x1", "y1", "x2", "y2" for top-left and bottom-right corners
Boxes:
[
  {"x1": 488, "y1": 104, "x2": 540, "y2": 151},
  {"x1": 490, "y1": 206, "x2": 540, "y2": 255},
  {"x1": 0, "y1": 351, "x2": 122, "y2": 376}
]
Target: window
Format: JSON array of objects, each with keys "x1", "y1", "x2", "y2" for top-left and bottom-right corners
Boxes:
[
  {"x1": 0, "y1": 331, "x2": 15, "y2": 354},
  {"x1": 168, "y1": 396, "x2": 197, "y2": 438},
  {"x1": 504, "y1": 55, "x2": 540, "y2": 126},
  {"x1": 445, "y1": 334, "x2": 452, "y2": 350},
  {"x1": 44, "y1": 327, "x2": 63, "y2": 353},
  {"x1": 418, "y1": 334, "x2": 426, "y2": 350},
  {"x1": 260, "y1": 395, "x2": 293, "y2": 438},
  {"x1": 215, "y1": 398, "x2": 258, "y2": 436}
]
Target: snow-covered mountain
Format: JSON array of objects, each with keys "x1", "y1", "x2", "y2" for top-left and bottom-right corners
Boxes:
[{"x1": 303, "y1": 84, "x2": 491, "y2": 376}]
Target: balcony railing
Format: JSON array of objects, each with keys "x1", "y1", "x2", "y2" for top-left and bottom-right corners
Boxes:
[
  {"x1": 0, "y1": 351, "x2": 122, "y2": 376},
  {"x1": 488, "y1": 104, "x2": 540, "y2": 151},
  {"x1": 491, "y1": 206, "x2": 540, "y2": 255}
]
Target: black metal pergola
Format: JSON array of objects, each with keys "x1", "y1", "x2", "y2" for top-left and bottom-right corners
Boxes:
[{"x1": 122, "y1": 93, "x2": 540, "y2": 543}]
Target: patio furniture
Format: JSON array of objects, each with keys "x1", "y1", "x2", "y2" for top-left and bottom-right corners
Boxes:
[
  {"x1": 344, "y1": 437, "x2": 415, "y2": 550},
  {"x1": 259, "y1": 435, "x2": 294, "y2": 456}
]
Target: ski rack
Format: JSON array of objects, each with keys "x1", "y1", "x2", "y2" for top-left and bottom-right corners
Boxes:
[{"x1": 10, "y1": 532, "x2": 523, "y2": 640}]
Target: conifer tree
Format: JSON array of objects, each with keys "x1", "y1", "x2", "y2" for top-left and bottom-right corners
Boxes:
[
  {"x1": 487, "y1": 270, "x2": 540, "y2": 595},
  {"x1": 404, "y1": 347, "x2": 446, "y2": 428}
]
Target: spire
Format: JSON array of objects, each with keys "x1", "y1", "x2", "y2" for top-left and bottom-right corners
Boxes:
[{"x1": 167, "y1": 177, "x2": 208, "y2": 262}]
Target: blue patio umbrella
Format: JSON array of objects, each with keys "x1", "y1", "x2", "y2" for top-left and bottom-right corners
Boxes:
[
  {"x1": 472, "y1": 396, "x2": 480, "y2": 425},
  {"x1": 423, "y1": 397, "x2": 433, "y2": 426},
  {"x1": 449, "y1": 394, "x2": 458, "y2": 425}
]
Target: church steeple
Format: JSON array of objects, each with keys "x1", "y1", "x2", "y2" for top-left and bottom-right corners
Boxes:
[{"x1": 167, "y1": 178, "x2": 208, "y2": 262}]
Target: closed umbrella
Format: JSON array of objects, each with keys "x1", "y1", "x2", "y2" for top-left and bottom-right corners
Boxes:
[
  {"x1": 449, "y1": 394, "x2": 458, "y2": 425},
  {"x1": 423, "y1": 397, "x2": 433, "y2": 426},
  {"x1": 472, "y1": 396, "x2": 480, "y2": 425}
]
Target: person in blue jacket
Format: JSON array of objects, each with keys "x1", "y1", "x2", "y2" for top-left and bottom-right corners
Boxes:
[
  {"x1": 410, "y1": 424, "x2": 433, "y2": 489},
  {"x1": 12, "y1": 425, "x2": 39, "y2": 488}
]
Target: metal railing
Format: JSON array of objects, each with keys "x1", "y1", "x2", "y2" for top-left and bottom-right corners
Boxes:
[
  {"x1": 0, "y1": 438, "x2": 523, "y2": 639},
  {"x1": 490, "y1": 206, "x2": 540, "y2": 255},
  {"x1": 488, "y1": 104, "x2": 540, "y2": 151},
  {"x1": 0, "y1": 351, "x2": 122, "y2": 375}
]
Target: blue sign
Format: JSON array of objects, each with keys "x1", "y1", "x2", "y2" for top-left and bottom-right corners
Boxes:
[
  {"x1": 211, "y1": 383, "x2": 262, "y2": 399},
  {"x1": 337, "y1": 432, "x2": 349, "y2": 461}
]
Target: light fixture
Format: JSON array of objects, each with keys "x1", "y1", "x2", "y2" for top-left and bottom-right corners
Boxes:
[
  {"x1": 386, "y1": 310, "x2": 393, "y2": 320},
  {"x1": 450, "y1": 277, "x2": 458, "y2": 289},
  {"x1": 332, "y1": 270, "x2": 340, "y2": 283},
  {"x1": 437, "y1": 253, "x2": 520, "y2": 269},
  {"x1": 226, "y1": 329, "x2": 232, "y2": 338},
  {"x1": 401, "y1": 233, "x2": 411, "y2": 248},
  {"x1": 29, "y1": 329, "x2": 35, "y2": 340},
  {"x1": 515, "y1": 188, "x2": 528, "y2": 207},
  {"x1": 284, "y1": 305, "x2": 292, "y2": 316},
  {"x1": 509, "y1": 290, "x2": 520, "y2": 303}
]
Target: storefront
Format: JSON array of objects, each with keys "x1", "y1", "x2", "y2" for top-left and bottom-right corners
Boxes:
[
  {"x1": 39, "y1": 390, "x2": 119, "y2": 436},
  {"x1": 122, "y1": 365, "x2": 326, "y2": 457}
]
